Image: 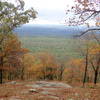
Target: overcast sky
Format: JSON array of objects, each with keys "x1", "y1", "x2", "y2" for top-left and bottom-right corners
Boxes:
[{"x1": 23, "y1": 0, "x2": 75, "y2": 25}]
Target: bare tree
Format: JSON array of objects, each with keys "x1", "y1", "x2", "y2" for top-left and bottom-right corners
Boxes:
[{"x1": 66, "y1": 0, "x2": 100, "y2": 35}]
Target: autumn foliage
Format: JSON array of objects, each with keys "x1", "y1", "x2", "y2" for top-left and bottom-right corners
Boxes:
[{"x1": 0, "y1": 0, "x2": 100, "y2": 88}]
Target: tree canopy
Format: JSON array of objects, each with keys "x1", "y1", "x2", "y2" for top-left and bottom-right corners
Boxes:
[
  {"x1": 66, "y1": 0, "x2": 100, "y2": 26},
  {"x1": 0, "y1": 0, "x2": 37, "y2": 33},
  {"x1": 0, "y1": 0, "x2": 37, "y2": 83}
]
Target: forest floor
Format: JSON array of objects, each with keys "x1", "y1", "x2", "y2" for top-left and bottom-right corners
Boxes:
[{"x1": 0, "y1": 81, "x2": 100, "y2": 100}]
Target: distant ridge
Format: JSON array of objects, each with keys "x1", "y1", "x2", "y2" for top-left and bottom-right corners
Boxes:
[{"x1": 14, "y1": 24, "x2": 91, "y2": 37}]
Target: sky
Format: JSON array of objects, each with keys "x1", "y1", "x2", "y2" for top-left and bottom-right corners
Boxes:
[
  {"x1": 8, "y1": 0, "x2": 95, "y2": 26},
  {"x1": 23, "y1": 0, "x2": 75, "y2": 25}
]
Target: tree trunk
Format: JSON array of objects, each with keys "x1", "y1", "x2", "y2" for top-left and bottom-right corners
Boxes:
[
  {"x1": 94, "y1": 57, "x2": 100, "y2": 84},
  {"x1": 21, "y1": 67, "x2": 24, "y2": 80},
  {"x1": 0, "y1": 57, "x2": 3, "y2": 84},
  {"x1": 83, "y1": 48, "x2": 88, "y2": 87},
  {"x1": 0, "y1": 69, "x2": 3, "y2": 84},
  {"x1": 59, "y1": 66, "x2": 64, "y2": 81},
  {"x1": 83, "y1": 61, "x2": 88, "y2": 87},
  {"x1": 8, "y1": 72, "x2": 13, "y2": 80},
  {"x1": 94, "y1": 70, "x2": 98, "y2": 84}
]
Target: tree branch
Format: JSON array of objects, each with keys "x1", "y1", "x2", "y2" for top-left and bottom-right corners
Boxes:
[
  {"x1": 74, "y1": 28, "x2": 100, "y2": 37},
  {"x1": 90, "y1": 61, "x2": 96, "y2": 72},
  {"x1": 92, "y1": 33, "x2": 100, "y2": 45}
]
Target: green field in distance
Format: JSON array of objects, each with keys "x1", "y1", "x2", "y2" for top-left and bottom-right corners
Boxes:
[{"x1": 20, "y1": 36, "x2": 81, "y2": 61}]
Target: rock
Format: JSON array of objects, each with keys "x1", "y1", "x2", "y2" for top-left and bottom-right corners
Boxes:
[
  {"x1": 26, "y1": 81, "x2": 72, "y2": 89},
  {"x1": 32, "y1": 84, "x2": 42, "y2": 88},
  {"x1": 35, "y1": 81, "x2": 72, "y2": 88},
  {"x1": 75, "y1": 93, "x2": 79, "y2": 96},
  {"x1": 26, "y1": 81, "x2": 72, "y2": 99},
  {"x1": 40, "y1": 91, "x2": 54, "y2": 95},
  {"x1": 68, "y1": 98, "x2": 74, "y2": 100},
  {"x1": 10, "y1": 81, "x2": 16, "y2": 84},
  {"x1": 42, "y1": 87, "x2": 56, "y2": 91},
  {"x1": 48, "y1": 96, "x2": 59, "y2": 100},
  {"x1": 5, "y1": 81, "x2": 16, "y2": 84},
  {"x1": 21, "y1": 91, "x2": 29, "y2": 94},
  {"x1": 9, "y1": 96, "x2": 21, "y2": 100},
  {"x1": 26, "y1": 84, "x2": 41, "y2": 88},
  {"x1": 29, "y1": 89, "x2": 38, "y2": 93}
]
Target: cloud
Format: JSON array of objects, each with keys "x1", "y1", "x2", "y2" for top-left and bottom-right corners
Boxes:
[
  {"x1": 23, "y1": 0, "x2": 75, "y2": 25},
  {"x1": 24, "y1": 0, "x2": 70, "y2": 10},
  {"x1": 29, "y1": 18, "x2": 61, "y2": 25}
]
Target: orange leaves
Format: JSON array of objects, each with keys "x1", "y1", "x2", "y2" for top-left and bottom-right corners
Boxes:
[
  {"x1": 96, "y1": 16, "x2": 100, "y2": 26},
  {"x1": 0, "y1": 33, "x2": 29, "y2": 74},
  {"x1": 22, "y1": 52, "x2": 58, "y2": 80},
  {"x1": 0, "y1": 66, "x2": 15, "y2": 71},
  {"x1": 90, "y1": 47, "x2": 100, "y2": 55},
  {"x1": 0, "y1": 52, "x2": 5, "y2": 57},
  {"x1": 2, "y1": 34, "x2": 29, "y2": 57},
  {"x1": 19, "y1": 48, "x2": 29, "y2": 53},
  {"x1": 89, "y1": 44, "x2": 100, "y2": 55},
  {"x1": 4, "y1": 35, "x2": 21, "y2": 54},
  {"x1": 68, "y1": 58, "x2": 84, "y2": 67},
  {"x1": 96, "y1": 22, "x2": 100, "y2": 26},
  {"x1": 37, "y1": 52, "x2": 55, "y2": 66},
  {"x1": 63, "y1": 58, "x2": 85, "y2": 83}
]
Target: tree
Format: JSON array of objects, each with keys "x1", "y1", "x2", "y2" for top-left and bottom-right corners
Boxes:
[
  {"x1": 83, "y1": 44, "x2": 89, "y2": 87},
  {"x1": 90, "y1": 44, "x2": 100, "y2": 84},
  {"x1": 0, "y1": 34, "x2": 29, "y2": 83},
  {"x1": 0, "y1": 0, "x2": 37, "y2": 83},
  {"x1": 21, "y1": 52, "x2": 58, "y2": 80},
  {"x1": 77, "y1": 36, "x2": 100, "y2": 85},
  {"x1": 63, "y1": 58, "x2": 84, "y2": 83},
  {"x1": 66, "y1": 0, "x2": 100, "y2": 36},
  {"x1": 0, "y1": 0, "x2": 37, "y2": 33},
  {"x1": 36, "y1": 52, "x2": 57, "y2": 80},
  {"x1": 57, "y1": 64, "x2": 65, "y2": 81},
  {"x1": 21, "y1": 53, "x2": 38, "y2": 80},
  {"x1": 66, "y1": 0, "x2": 100, "y2": 85}
]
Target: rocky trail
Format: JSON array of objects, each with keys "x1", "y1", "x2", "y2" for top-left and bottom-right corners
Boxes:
[{"x1": 0, "y1": 81, "x2": 100, "y2": 100}]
